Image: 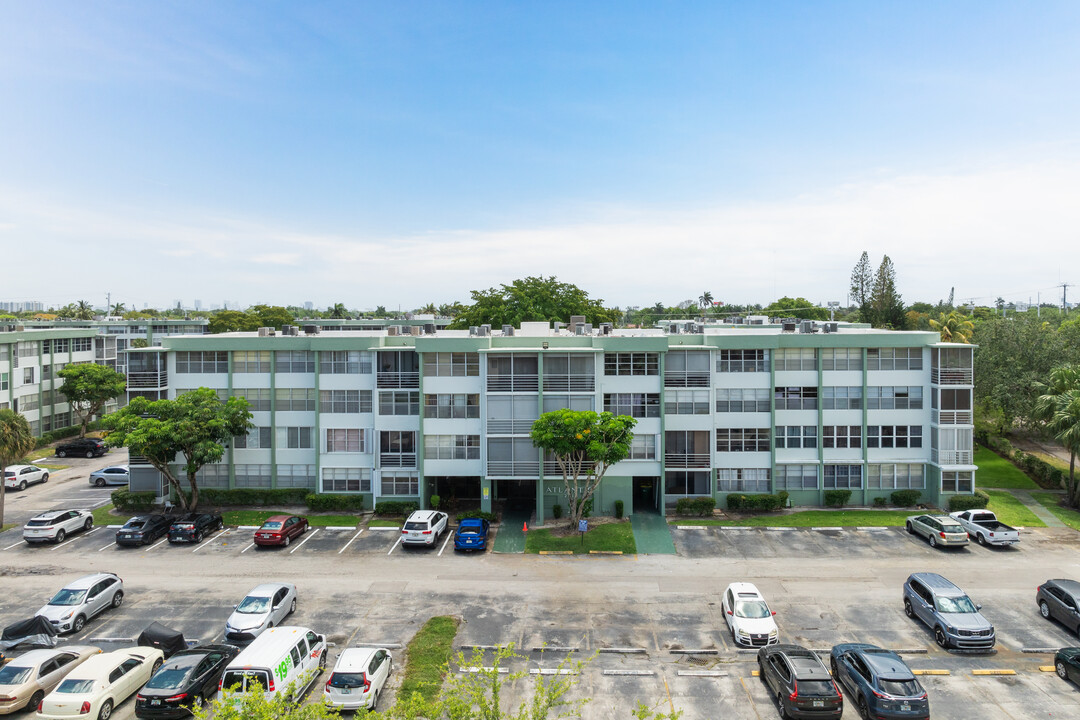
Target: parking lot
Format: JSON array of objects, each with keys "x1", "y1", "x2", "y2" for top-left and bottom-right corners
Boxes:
[{"x1": 2, "y1": 492, "x2": 1080, "y2": 718}]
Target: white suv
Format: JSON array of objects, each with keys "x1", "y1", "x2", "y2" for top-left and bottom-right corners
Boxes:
[
  {"x1": 401, "y1": 510, "x2": 448, "y2": 546},
  {"x1": 722, "y1": 582, "x2": 779, "y2": 647}
]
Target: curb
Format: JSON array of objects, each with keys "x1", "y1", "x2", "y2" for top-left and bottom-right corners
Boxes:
[
  {"x1": 670, "y1": 649, "x2": 719, "y2": 655},
  {"x1": 972, "y1": 669, "x2": 1015, "y2": 676},
  {"x1": 325, "y1": 526, "x2": 357, "y2": 531},
  {"x1": 588, "y1": 550, "x2": 623, "y2": 555},
  {"x1": 237, "y1": 525, "x2": 259, "y2": 530},
  {"x1": 678, "y1": 670, "x2": 728, "y2": 677},
  {"x1": 531, "y1": 646, "x2": 580, "y2": 653},
  {"x1": 539, "y1": 550, "x2": 574, "y2": 555},
  {"x1": 603, "y1": 669, "x2": 655, "y2": 676},
  {"x1": 599, "y1": 647, "x2": 647, "y2": 654}
]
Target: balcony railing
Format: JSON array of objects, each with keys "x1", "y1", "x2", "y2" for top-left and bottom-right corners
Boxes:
[
  {"x1": 543, "y1": 374, "x2": 595, "y2": 392},
  {"x1": 934, "y1": 410, "x2": 973, "y2": 425},
  {"x1": 127, "y1": 370, "x2": 168, "y2": 389},
  {"x1": 487, "y1": 460, "x2": 540, "y2": 477},
  {"x1": 376, "y1": 372, "x2": 420, "y2": 389},
  {"x1": 424, "y1": 406, "x2": 481, "y2": 419},
  {"x1": 487, "y1": 375, "x2": 539, "y2": 392},
  {"x1": 380, "y1": 453, "x2": 417, "y2": 468},
  {"x1": 933, "y1": 450, "x2": 973, "y2": 465},
  {"x1": 932, "y1": 367, "x2": 973, "y2": 385},
  {"x1": 664, "y1": 452, "x2": 711, "y2": 469},
  {"x1": 487, "y1": 418, "x2": 536, "y2": 435},
  {"x1": 664, "y1": 371, "x2": 711, "y2": 388},
  {"x1": 543, "y1": 460, "x2": 564, "y2": 476}
]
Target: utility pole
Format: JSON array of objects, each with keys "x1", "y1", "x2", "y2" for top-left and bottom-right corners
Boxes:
[
  {"x1": 1060, "y1": 282, "x2": 1074, "y2": 313},
  {"x1": 106, "y1": 292, "x2": 111, "y2": 316}
]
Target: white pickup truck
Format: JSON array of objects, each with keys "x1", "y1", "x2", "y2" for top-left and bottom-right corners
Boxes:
[{"x1": 948, "y1": 509, "x2": 1020, "y2": 546}]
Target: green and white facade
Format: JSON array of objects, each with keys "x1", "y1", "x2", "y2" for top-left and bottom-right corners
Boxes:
[{"x1": 124, "y1": 320, "x2": 976, "y2": 517}]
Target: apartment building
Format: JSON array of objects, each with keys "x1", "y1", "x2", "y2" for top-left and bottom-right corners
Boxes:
[
  {"x1": 123, "y1": 319, "x2": 976, "y2": 518},
  {"x1": 0, "y1": 326, "x2": 101, "y2": 436}
]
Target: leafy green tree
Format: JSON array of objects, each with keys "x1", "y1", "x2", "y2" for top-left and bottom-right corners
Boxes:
[
  {"x1": 102, "y1": 388, "x2": 253, "y2": 511},
  {"x1": 0, "y1": 409, "x2": 36, "y2": 527},
  {"x1": 530, "y1": 410, "x2": 636, "y2": 526},
  {"x1": 110, "y1": 302, "x2": 126, "y2": 316},
  {"x1": 375, "y1": 305, "x2": 389, "y2": 317},
  {"x1": 207, "y1": 310, "x2": 260, "y2": 334},
  {"x1": 762, "y1": 296, "x2": 827, "y2": 320},
  {"x1": 75, "y1": 300, "x2": 95, "y2": 320},
  {"x1": 328, "y1": 303, "x2": 348, "y2": 319},
  {"x1": 250, "y1": 305, "x2": 294, "y2": 329},
  {"x1": 697, "y1": 291, "x2": 713, "y2": 313},
  {"x1": 131, "y1": 338, "x2": 150, "y2": 349},
  {"x1": 193, "y1": 675, "x2": 341, "y2": 720},
  {"x1": 929, "y1": 311, "x2": 974, "y2": 343},
  {"x1": 869, "y1": 255, "x2": 905, "y2": 328},
  {"x1": 417, "y1": 303, "x2": 438, "y2": 315},
  {"x1": 1033, "y1": 364, "x2": 1080, "y2": 508},
  {"x1": 57, "y1": 363, "x2": 128, "y2": 437},
  {"x1": 438, "y1": 302, "x2": 467, "y2": 318},
  {"x1": 448, "y1": 277, "x2": 620, "y2": 330}
]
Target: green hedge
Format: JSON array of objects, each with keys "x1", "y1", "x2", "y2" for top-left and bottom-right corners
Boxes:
[
  {"x1": 675, "y1": 497, "x2": 717, "y2": 516},
  {"x1": 34, "y1": 421, "x2": 103, "y2": 449},
  {"x1": 948, "y1": 489, "x2": 990, "y2": 512},
  {"x1": 726, "y1": 493, "x2": 784, "y2": 512},
  {"x1": 890, "y1": 490, "x2": 922, "y2": 507},
  {"x1": 824, "y1": 489, "x2": 852, "y2": 508},
  {"x1": 305, "y1": 494, "x2": 366, "y2": 512},
  {"x1": 375, "y1": 501, "x2": 419, "y2": 517},
  {"x1": 456, "y1": 510, "x2": 498, "y2": 523},
  {"x1": 982, "y1": 436, "x2": 1065, "y2": 490},
  {"x1": 111, "y1": 489, "x2": 157, "y2": 512},
  {"x1": 196, "y1": 488, "x2": 312, "y2": 506}
]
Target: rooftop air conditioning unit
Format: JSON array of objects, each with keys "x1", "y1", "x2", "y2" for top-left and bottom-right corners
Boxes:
[
  {"x1": 781, "y1": 321, "x2": 797, "y2": 333},
  {"x1": 800, "y1": 321, "x2": 815, "y2": 334},
  {"x1": 387, "y1": 326, "x2": 399, "y2": 336},
  {"x1": 569, "y1": 315, "x2": 586, "y2": 328},
  {"x1": 502, "y1": 325, "x2": 515, "y2": 336},
  {"x1": 303, "y1": 324, "x2": 319, "y2": 335},
  {"x1": 469, "y1": 326, "x2": 479, "y2": 336},
  {"x1": 693, "y1": 323, "x2": 705, "y2": 334},
  {"x1": 583, "y1": 323, "x2": 593, "y2": 334},
  {"x1": 553, "y1": 322, "x2": 564, "y2": 333},
  {"x1": 574, "y1": 323, "x2": 586, "y2": 335},
  {"x1": 424, "y1": 323, "x2": 435, "y2": 335},
  {"x1": 478, "y1": 324, "x2": 491, "y2": 337},
  {"x1": 822, "y1": 323, "x2": 833, "y2": 333},
  {"x1": 600, "y1": 323, "x2": 612, "y2": 335},
  {"x1": 825, "y1": 322, "x2": 838, "y2": 333},
  {"x1": 257, "y1": 327, "x2": 272, "y2": 337},
  {"x1": 410, "y1": 325, "x2": 423, "y2": 336}
]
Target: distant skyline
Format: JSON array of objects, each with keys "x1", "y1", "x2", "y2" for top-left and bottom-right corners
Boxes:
[{"x1": 2, "y1": 1, "x2": 1078, "y2": 310}]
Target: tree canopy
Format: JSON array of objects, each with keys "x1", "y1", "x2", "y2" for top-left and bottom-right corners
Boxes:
[
  {"x1": 530, "y1": 409, "x2": 636, "y2": 526},
  {"x1": 762, "y1": 296, "x2": 827, "y2": 320},
  {"x1": 0, "y1": 409, "x2": 35, "y2": 527},
  {"x1": 448, "y1": 276, "x2": 620, "y2": 330},
  {"x1": 57, "y1": 363, "x2": 127, "y2": 437},
  {"x1": 207, "y1": 306, "x2": 294, "y2": 333},
  {"x1": 102, "y1": 388, "x2": 253, "y2": 511},
  {"x1": 1033, "y1": 364, "x2": 1080, "y2": 508}
]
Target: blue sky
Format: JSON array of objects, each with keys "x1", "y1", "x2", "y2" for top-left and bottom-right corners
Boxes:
[{"x1": 2, "y1": 1, "x2": 1079, "y2": 311}]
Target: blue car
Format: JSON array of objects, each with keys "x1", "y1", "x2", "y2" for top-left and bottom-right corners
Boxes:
[
  {"x1": 454, "y1": 518, "x2": 490, "y2": 551},
  {"x1": 830, "y1": 643, "x2": 929, "y2": 719}
]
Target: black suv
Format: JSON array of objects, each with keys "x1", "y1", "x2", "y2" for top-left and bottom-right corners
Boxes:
[
  {"x1": 168, "y1": 512, "x2": 225, "y2": 543},
  {"x1": 757, "y1": 644, "x2": 843, "y2": 719},
  {"x1": 1037, "y1": 579, "x2": 1080, "y2": 635},
  {"x1": 55, "y1": 437, "x2": 107, "y2": 458}
]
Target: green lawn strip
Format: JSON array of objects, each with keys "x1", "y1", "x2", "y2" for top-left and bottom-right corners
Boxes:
[
  {"x1": 524, "y1": 522, "x2": 636, "y2": 554},
  {"x1": 974, "y1": 447, "x2": 1039, "y2": 489},
  {"x1": 671, "y1": 510, "x2": 916, "y2": 527},
  {"x1": 0, "y1": 523, "x2": 15, "y2": 534},
  {"x1": 92, "y1": 503, "x2": 133, "y2": 527},
  {"x1": 23, "y1": 447, "x2": 60, "y2": 463},
  {"x1": 982, "y1": 489, "x2": 1046, "y2": 527},
  {"x1": 221, "y1": 510, "x2": 359, "y2": 527},
  {"x1": 35, "y1": 463, "x2": 69, "y2": 471},
  {"x1": 1031, "y1": 492, "x2": 1080, "y2": 531},
  {"x1": 396, "y1": 616, "x2": 461, "y2": 706},
  {"x1": 368, "y1": 518, "x2": 402, "y2": 527}
]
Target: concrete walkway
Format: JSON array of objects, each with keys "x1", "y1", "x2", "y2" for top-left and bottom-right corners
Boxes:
[
  {"x1": 492, "y1": 509, "x2": 531, "y2": 553},
  {"x1": 630, "y1": 512, "x2": 676, "y2": 554},
  {"x1": 1010, "y1": 489, "x2": 1066, "y2": 527}
]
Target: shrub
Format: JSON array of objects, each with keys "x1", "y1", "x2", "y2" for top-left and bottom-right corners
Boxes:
[
  {"x1": 111, "y1": 489, "x2": 157, "y2": 512},
  {"x1": 581, "y1": 499, "x2": 593, "y2": 518},
  {"x1": 678, "y1": 497, "x2": 718, "y2": 516},
  {"x1": 429, "y1": 494, "x2": 441, "y2": 510},
  {"x1": 304, "y1": 494, "x2": 365, "y2": 512},
  {"x1": 890, "y1": 489, "x2": 922, "y2": 507},
  {"x1": 614, "y1": 499, "x2": 624, "y2": 519},
  {"x1": 552, "y1": 504, "x2": 563, "y2": 519},
  {"x1": 374, "y1": 500, "x2": 419, "y2": 517},
  {"x1": 873, "y1": 496, "x2": 887, "y2": 507},
  {"x1": 456, "y1": 510, "x2": 498, "y2": 523},
  {"x1": 824, "y1": 490, "x2": 852, "y2": 508},
  {"x1": 948, "y1": 491, "x2": 990, "y2": 512},
  {"x1": 198, "y1": 488, "x2": 311, "y2": 507},
  {"x1": 776, "y1": 491, "x2": 790, "y2": 507}
]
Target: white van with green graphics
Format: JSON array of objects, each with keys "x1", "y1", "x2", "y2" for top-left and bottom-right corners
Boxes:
[{"x1": 219, "y1": 626, "x2": 327, "y2": 702}]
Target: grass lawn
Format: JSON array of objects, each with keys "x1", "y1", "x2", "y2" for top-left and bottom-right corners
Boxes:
[
  {"x1": 975, "y1": 447, "x2": 1039, "y2": 489},
  {"x1": 22, "y1": 447, "x2": 60, "y2": 463},
  {"x1": 0, "y1": 522, "x2": 15, "y2": 534},
  {"x1": 983, "y1": 489, "x2": 1045, "y2": 527},
  {"x1": 525, "y1": 522, "x2": 637, "y2": 554},
  {"x1": 1032, "y1": 492, "x2": 1080, "y2": 531},
  {"x1": 92, "y1": 503, "x2": 133, "y2": 526},
  {"x1": 368, "y1": 518, "x2": 402, "y2": 527},
  {"x1": 396, "y1": 616, "x2": 461, "y2": 706},
  {"x1": 221, "y1": 510, "x2": 359, "y2": 527},
  {"x1": 673, "y1": 510, "x2": 916, "y2": 527}
]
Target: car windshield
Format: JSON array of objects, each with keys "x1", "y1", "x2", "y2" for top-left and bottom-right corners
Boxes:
[
  {"x1": 735, "y1": 600, "x2": 770, "y2": 618},
  {"x1": 936, "y1": 595, "x2": 978, "y2": 613},
  {"x1": 328, "y1": 672, "x2": 366, "y2": 688},
  {"x1": 26, "y1": 518, "x2": 53, "y2": 527},
  {"x1": 404, "y1": 521, "x2": 427, "y2": 530},
  {"x1": 879, "y1": 678, "x2": 921, "y2": 696},
  {"x1": 797, "y1": 679, "x2": 836, "y2": 696},
  {"x1": 0, "y1": 665, "x2": 32, "y2": 684},
  {"x1": 144, "y1": 666, "x2": 194, "y2": 689},
  {"x1": 50, "y1": 588, "x2": 88, "y2": 606},
  {"x1": 57, "y1": 678, "x2": 96, "y2": 694},
  {"x1": 237, "y1": 596, "x2": 271, "y2": 613},
  {"x1": 261, "y1": 522, "x2": 282, "y2": 530}
]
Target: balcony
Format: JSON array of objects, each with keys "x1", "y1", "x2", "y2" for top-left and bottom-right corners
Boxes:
[
  {"x1": 933, "y1": 450, "x2": 973, "y2": 465},
  {"x1": 664, "y1": 371, "x2": 710, "y2": 388},
  {"x1": 127, "y1": 370, "x2": 168, "y2": 389},
  {"x1": 934, "y1": 410, "x2": 973, "y2": 425},
  {"x1": 380, "y1": 453, "x2": 417, "y2": 468},
  {"x1": 664, "y1": 453, "x2": 711, "y2": 469},
  {"x1": 486, "y1": 460, "x2": 539, "y2": 477},
  {"x1": 487, "y1": 418, "x2": 536, "y2": 435},
  {"x1": 543, "y1": 374, "x2": 595, "y2": 392},
  {"x1": 487, "y1": 374, "x2": 539, "y2": 392},
  {"x1": 377, "y1": 372, "x2": 419, "y2": 389},
  {"x1": 932, "y1": 367, "x2": 973, "y2": 385}
]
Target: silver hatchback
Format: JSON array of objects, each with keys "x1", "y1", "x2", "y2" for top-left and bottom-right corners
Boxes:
[
  {"x1": 906, "y1": 514, "x2": 969, "y2": 548},
  {"x1": 36, "y1": 573, "x2": 124, "y2": 634}
]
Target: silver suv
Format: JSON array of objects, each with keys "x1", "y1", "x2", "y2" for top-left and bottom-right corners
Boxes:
[
  {"x1": 903, "y1": 572, "x2": 994, "y2": 650},
  {"x1": 36, "y1": 573, "x2": 124, "y2": 634}
]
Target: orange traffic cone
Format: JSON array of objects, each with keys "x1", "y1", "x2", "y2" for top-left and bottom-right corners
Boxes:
[{"x1": 523, "y1": 521, "x2": 528, "y2": 533}]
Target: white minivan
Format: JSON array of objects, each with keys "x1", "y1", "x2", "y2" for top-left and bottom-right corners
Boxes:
[{"x1": 218, "y1": 626, "x2": 327, "y2": 703}]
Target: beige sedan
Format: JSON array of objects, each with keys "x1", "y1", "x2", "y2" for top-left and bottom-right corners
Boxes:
[{"x1": 0, "y1": 646, "x2": 100, "y2": 714}]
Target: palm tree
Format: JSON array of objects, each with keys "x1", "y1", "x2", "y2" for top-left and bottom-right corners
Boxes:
[
  {"x1": 74, "y1": 300, "x2": 94, "y2": 320},
  {"x1": 0, "y1": 409, "x2": 36, "y2": 526},
  {"x1": 328, "y1": 303, "x2": 348, "y2": 319},
  {"x1": 698, "y1": 291, "x2": 713, "y2": 310},
  {"x1": 1034, "y1": 364, "x2": 1080, "y2": 508},
  {"x1": 111, "y1": 302, "x2": 126, "y2": 316},
  {"x1": 418, "y1": 303, "x2": 437, "y2": 315},
  {"x1": 928, "y1": 311, "x2": 974, "y2": 343}
]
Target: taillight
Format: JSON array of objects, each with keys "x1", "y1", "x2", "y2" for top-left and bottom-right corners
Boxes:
[
  {"x1": 268, "y1": 677, "x2": 275, "y2": 692},
  {"x1": 789, "y1": 680, "x2": 798, "y2": 701},
  {"x1": 218, "y1": 678, "x2": 224, "y2": 691},
  {"x1": 164, "y1": 693, "x2": 188, "y2": 702},
  {"x1": 832, "y1": 680, "x2": 842, "y2": 698},
  {"x1": 136, "y1": 694, "x2": 145, "y2": 700},
  {"x1": 402, "y1": 530, "x2": 408, "y2": 534},
  {"x1": 80, "y1": 701, "x2": 91, "y2": 714},
  {"x1": 422, "y1": 530, "x2": 432, "y2": 535},
  {"x1": 363, "y1": 674, "x2": 371, "y2": 692}
]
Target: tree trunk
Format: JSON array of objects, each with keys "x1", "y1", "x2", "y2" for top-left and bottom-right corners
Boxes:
[
  {"x1": 1069, "y1": 451, "x2": 1079, "y2": 509},
  {"x1": 0, "y1": 462, "x2": 7, "y2": 527},
  {"x1": 187, "y1": 470, "x2": 200, "y2": 512},
  {"x1": 79, "y1": 414, "x2": 89, "y2": 438}
]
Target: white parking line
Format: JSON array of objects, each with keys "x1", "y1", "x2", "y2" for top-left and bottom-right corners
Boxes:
[
  {"x1": 49, "y1": 527, "x2": 100, "y2": 552},
  {"x1": 146, "y1": 537, "x2": 170, "y2": 552},
  {"x1": 438, "y1": 533, "x2": 452, "y2": 556},
  {"x1": 241, "y1": 542, "x2": 256, "y2": 554},
  {"x1": 289, "y1": 528, "x2": 319, "y2": 554},
  {"x1": 387, "y1": 537, "x2": 402, "y2": 555},
  {"x1": 98, "y1": 541, "x2": 116, "y2": 552},
  {"x1": 193, "y1": 529, "x2": 229, "y2": 553},
  {"x1": 338, "y1": 529, "x2": 363, "y2": 554},
  {"x1": 3, "y1": 540, "x2": 25, "y2": 551}
]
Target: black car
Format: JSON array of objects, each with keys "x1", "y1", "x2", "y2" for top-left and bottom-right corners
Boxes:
[
  {"x1": 55, "y1": 437, "x2": 107, "y2": 458},
  {"x1": 1056, "y1": 647, "x2": 1080, "y2": 686},
  {"x1": 135, "y1": 644, "x2": 240, "y2": 718},
  {"x1": 168, "y1": 513, "x2": 224, "y2": 544},
  {"x1": 757, "y1": 644, "x2": 843, "y2": 719},
  {"x1": 1037, "y1": 578, "x2": 1080, "y2": 635},
  {"x1": 116, "y1": 515, "x2": 172, "y2": 547}
]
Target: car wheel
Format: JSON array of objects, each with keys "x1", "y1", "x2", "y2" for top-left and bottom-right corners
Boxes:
[
  {"x1": 55, "y1": 529, "x2": 66, "y2": 543},
  {"x1": 1058, "y1": 661, "x2": 1069, "y2": 680},
  {"x1": 371, "y1": 689, "x2": 379, "y2": 711},
  {"x1": 928, "y1": 534, "x2": 937, "y2": 548},
  {"x1": 830, "y1": 657, "x2": 838, "y2": 677},
  {"x1": 904, "y1": 599, "x2": 915, "y2": 618},
  {"x1": 935, "y1": 627, "x2": 949, "y2": 649},
  {"x1": 84, "y1": 518, "x2": 93, "y2": 531},
  {"x1": 98, "y1": 699, "x2": 113, "y2": 720},
  {"x1": 906, "y1": 521, "x2": 914, "y2": 535},
  {"x1": 86, "y1": 450, "x2": 94, "y2": 458},
  {"x1": 290, "y1": 598, "x2": 297, "y2": 614},
  {"x1": 192, "y1": 694, "x2": 204, "y2": 709},
  {"x1": 195, "y1": 531, "x2": 204, "y2": 543},
  {"x1": 152, "y1": 659, "x2": 163, "y2": 673},
  {"x1": 73, "y1": 615, "x2": 86, "y2": 633},
  {"x1": 777, "y1": 692, "x2": 790, "y2": 720},
  {"x1": 283, "y1": 535, "x2": 291, "y2": 547},
  {"x1": 978, "y1": 533, "x2": 987, "y2": 546},
  {"x1": 857, "y1": 695, "x2": 870, "y2": 719},
  {"x1": 95, "y1": 478, "x2": 107, "y2": 487},
  {"x1": 42, "y1": 473, "x2": 49, "y2": 483},
  {"x1": 217, "y1": 519, "x2": 224, "y2": 531},
  {"x1": 111, "y1": 591, "x2": 124, "y2": 608},
  {"x1": 1040, "y1": 601, "x2": 1051, "y2": 619},
  {"x1": 28, "y1": 690, "x2": 44, "y2": 712},
  {"x1": 18, "y1": 480, "x2": 26, "y2": 491},
  {"x1": 58, "y1": 449, "x2": 68, "y2": 458}
]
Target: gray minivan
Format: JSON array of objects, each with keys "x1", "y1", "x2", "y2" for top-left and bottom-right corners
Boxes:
[{"x1": 903, "y1": 572, "x2": 995, "y2": 650}]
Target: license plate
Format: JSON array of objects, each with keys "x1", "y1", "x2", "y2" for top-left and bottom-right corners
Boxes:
[
  {"x1": 812, "y1": 700, "x2": 824, "y2": 708},
  {"x1": 901, "y1": 702, "x2": 911, "y2": 711},
  {"x1": 341, "y1": 688, "x2": 350, "y2": 695},
  {"x1": 151, "y1": 699, "x2": 161, "y2": 706}
]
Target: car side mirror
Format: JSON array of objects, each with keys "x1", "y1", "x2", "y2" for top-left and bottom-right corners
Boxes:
[
  {"x1": 233, "y1": 604, "x2": 238, "y2": 610},
  {"x1": 976, "y1": 604, "x2": 982, "y2": 610}
]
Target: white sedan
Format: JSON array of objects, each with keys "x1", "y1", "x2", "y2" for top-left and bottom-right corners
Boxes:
[
  {"x1": 3, "y1": 464, "x2": 49, "y2": 491},
  {"x1": 38, "y1": 648, "x2": 163, "y2": 720},
  {"x1": 23, "y1": 510, "x2": 94, "y2": 544}
]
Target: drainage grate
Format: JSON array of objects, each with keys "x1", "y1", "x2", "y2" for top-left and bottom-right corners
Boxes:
[{"x1": 687, "y1": 657, "x2": 709, "y2": 667}]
